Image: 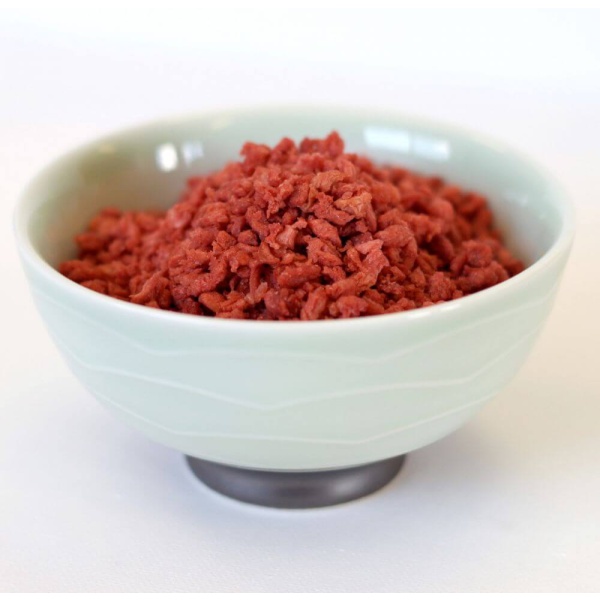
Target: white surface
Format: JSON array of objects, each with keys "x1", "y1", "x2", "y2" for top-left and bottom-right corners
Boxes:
[{"x1": 1, "y1": 3, "x2": 599, "y2": 592}]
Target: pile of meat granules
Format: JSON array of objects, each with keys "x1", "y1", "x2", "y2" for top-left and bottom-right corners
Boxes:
[{"x1": 60, "y1": 132, "x2": 524, "y2": 320}]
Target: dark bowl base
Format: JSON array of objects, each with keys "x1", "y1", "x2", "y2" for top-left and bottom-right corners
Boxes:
[{"x1": 185, "y1": 454, "x2": 406, "y2": 509}]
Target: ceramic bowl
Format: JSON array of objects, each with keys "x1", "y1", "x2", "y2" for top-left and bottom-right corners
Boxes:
[{"x1": 14, "y1": 108, "x2": 574, "y2": 475}]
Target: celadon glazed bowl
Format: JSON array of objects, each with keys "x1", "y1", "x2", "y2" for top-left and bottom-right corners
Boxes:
[{"x1": 14, "y1": 107, "x2": 574, "y2": 506}]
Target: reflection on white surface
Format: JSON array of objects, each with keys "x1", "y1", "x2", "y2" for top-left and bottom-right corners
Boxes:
[
  {"x1": 364, "y1": 127, "x2": 411, "y2": 153},
  {"x1": 413, "y1": 136, "x2": 450, "y2": 161},
  {"x1": 156, "y1": 143, "x2": 178, "y2": 171},
  {"x1": 156, "y1": 142, "x2": 204, "y2": 169},
  {"x1": 181, "y1": 141, "x2": 204, "y2": 165},
  {"x1": 364, "y1": 126, "x2": 451, "y2": 162}
]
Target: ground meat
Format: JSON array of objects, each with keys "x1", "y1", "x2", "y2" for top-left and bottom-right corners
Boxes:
[{"x1": 59, "y1": 132, "x2": 524, "y2": 320}]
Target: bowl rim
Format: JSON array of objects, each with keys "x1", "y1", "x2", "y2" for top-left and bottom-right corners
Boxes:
[{"x1": 14, "y1": 105, "x2": 576, "y2": 333}]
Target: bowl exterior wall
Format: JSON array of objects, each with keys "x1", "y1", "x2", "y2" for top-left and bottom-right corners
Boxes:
[{"x1": 20, "y1": 250, "x2": 567, "y2": 470}]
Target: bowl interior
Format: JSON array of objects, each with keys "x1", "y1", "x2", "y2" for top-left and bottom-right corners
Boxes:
[{"x1": 20, "y1": 108, "x2": 568, "y2": 270}]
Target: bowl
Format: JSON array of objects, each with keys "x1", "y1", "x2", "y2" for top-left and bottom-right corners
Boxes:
[{"x1": 14, "y1": 107, "x2": 575, "y2": 507}]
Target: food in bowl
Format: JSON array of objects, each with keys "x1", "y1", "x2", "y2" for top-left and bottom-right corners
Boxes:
[{"x1": 59, "y1": 132, "x2": 523, "y2": 320}]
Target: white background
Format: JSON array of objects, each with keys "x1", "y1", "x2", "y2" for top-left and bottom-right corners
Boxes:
[{"x1": 1, "y1": 2, "x2": 599, "y2": 592}]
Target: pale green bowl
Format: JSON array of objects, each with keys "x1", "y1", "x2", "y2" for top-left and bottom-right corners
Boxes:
[{"x1": 14, "y1": 107, "x2": 575, "y2": 472}]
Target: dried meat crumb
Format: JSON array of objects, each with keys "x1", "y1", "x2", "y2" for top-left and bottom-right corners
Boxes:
[{"x1": 59, "y1": 132, "x2": 524, "y2": 320}]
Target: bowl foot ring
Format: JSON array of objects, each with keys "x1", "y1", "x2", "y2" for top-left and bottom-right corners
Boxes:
[{"x1": 185, "y1": 454, "x2": 406, "y2": 508}]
